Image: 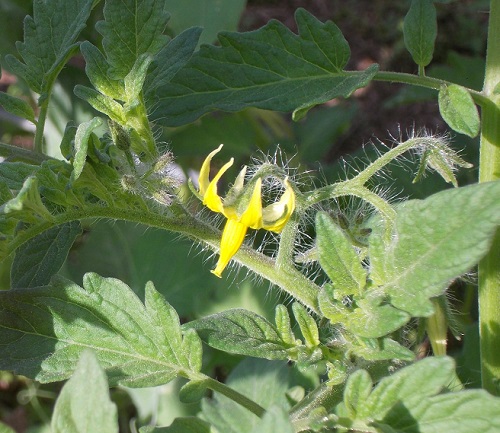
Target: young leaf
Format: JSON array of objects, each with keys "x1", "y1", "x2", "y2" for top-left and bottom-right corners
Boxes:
[
  {"x1": 382, "y1": 390, "x2": 500, "y2": 433},
  {"x1": 152, "y1": 8, "x2": 378, "y2": 126},
  {"x1": 4, "y1": 0, "x2": 93, "y2": 94},
  {"x1": 346, "y1": 298, "x2": 410, "y2": 338},
  {"x1": 0, "y1": 92, "x2": 36, "y2": 124},
  {"x1": 51, "y1": 350, "x2": 118, "y2": 433},
  {"x1": 438, "y1": 84, "x2": 480, "y2": 137},
  {"x1": 0, "y1": 273, "x2": 202, "y2": 387},
  {"x1": 144, "y1": 26, "x2": 202, "y2": 100},
  {"x1": 201, "y1": 358, "x2": 290, "y2": 433},
  {"x1": 95, "y1": 0, "x2": 170, "y2": 79},
  {"x1": 124, "y1": 54, "x2": 153, "y2": 103},
  {"x1": 343, "y1": 369, "x2": 373, "y2": 418},
  {"x1": 275, "y1": 305, "x2": 296, "y2": 346},
  {"x1": 139, "y1": 417, "x2": 213, "y2": 433},
  {"x1": 316, "y1": 212, "x2": 366, "y2": 297},
  {"x1": 0, "y1": 162, "x2": 39, "y2": 190},
  {"x1": 11, "y1": 221, "x2": 82, "y2": 289},
  {"x1": 369, "y1": 181, "x2": 500, "y2": 316},
  {"x1": 183, "y1": 309, "x2": 290, "y2": 360},
  {"x1": 350, "y1": 337, "x2": 415, "y2": 362},
  {"x1": 292, "y1": 302, "x2": 320, "y2": 348},
  {"x1": 71, "y1": 117, "x2": 103, "y2": 183},
  {"x1": 80, "y1": 41, "x2": 124, "y2": 100},
  {"x1": 403, "y1": 0, "x2": 437, "y2": 68},
  {"x1": 357, "y1": 356, "x2": 456, "y2": 420},
  {"x1": 74, "y1": 85, "x2": 125, "y2": 123}
]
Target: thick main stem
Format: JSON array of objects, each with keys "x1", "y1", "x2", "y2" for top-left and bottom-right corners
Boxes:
[{"x1": 478, "y1": 0, "x2": 500, "y2": 396}]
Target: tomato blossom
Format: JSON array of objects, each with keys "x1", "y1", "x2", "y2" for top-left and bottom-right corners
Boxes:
[{"x1": 196, "y1": 145, "x2": 295, "y2": 277}]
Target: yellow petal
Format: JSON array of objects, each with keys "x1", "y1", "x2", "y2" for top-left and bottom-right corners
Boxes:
[
  {"x1": 211, "y1": 218, "x2": 248, "y2": 277},
  {"x1": 199, "y1": 144, "x2": 223, "y2": 196},
  {"x1": 240, "y1": 178, "x2": 263, "y2": 229},
  {"x1": 203, "y1": 158, "x2": 233, "y2": 213},
  {"x1": 262, "y1": 178, "x2": 295, "y2": 233}
]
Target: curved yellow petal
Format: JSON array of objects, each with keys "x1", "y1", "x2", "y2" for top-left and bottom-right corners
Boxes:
[
  {"x1": 203, "y1": 158, "x2": 234, "y2": 214},
  {"x1": 211, "y1": 218, "x2": 248, "y2": 277},
  {"x1": 199, "y1": 144, "x2": 223, "y2": 196},
  {"x1": 262, "y1": 178, "x2": 295, "y2": 233},
  {"x1": 240, "y1": 178, "x2": 263, "y2": 229}
]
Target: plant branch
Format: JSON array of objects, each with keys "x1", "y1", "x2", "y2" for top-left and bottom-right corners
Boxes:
[
  {"x1": 0, "y1": 142, "x2": 53, "y2": 164},
  {"x1": 477, "y1": 0, "x2": 500, "y2": 396},
  {"x1": 374, "y1": 70, "x2": 489, "y2": 107}
]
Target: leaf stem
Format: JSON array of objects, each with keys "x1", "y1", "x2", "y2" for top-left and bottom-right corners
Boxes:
[
  {"x1": 34, "y1": 98, "x2": 49, "y2": 153},
  {"x1": 203, "y1": 376, "x2": 266, "y2": 418},
  {"x1": 374, "y1": 70, "x2": 489, "y2": 107},
  {"x1": 478, "y1": 0, "x2": 500, "y2": 396},
  {"x1": 8, "y1": 204, "x2": 321, "y2": 314}
]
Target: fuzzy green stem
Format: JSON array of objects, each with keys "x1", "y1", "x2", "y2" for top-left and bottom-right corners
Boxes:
[
  {"x1": 33, "y1": 99, "x2": 49, "y2": 153},
  {"x1": 374, "y1": 71, "x2": 489, "y2": 107},
  {"x1": 478, "y1": 0, "x2": 500, "y2": 396},
  {"x1": 9, "y1": 204, "x2": 321, "y2": 314},
  {"x1": 203, "y1": 377, "x2": 266, "y2": 418}
]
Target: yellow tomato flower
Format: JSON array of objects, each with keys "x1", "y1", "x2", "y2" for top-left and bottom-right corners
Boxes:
[{"x1": 197, "y1": 145, "x2": 296, "y2": 277}]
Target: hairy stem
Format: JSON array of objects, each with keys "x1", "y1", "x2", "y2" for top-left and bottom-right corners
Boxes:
[
  {"x1": 478, "y1": 0, "x2": 500, "y2": 396},
  {"x1": 9, "y1": 204, "x2": 321, "y2": 313},
  {"x1": 203, "y1": 377, "x2": 266, "y2": 418}
]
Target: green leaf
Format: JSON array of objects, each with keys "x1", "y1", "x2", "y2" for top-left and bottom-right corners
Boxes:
[
  {"x1": 80, "y1": 41, "x2": 124, "y2": 100},
  {"x1": 139, "y1": 417, "x2": 213, "y2": 433},
  {"x1": 357, "y1": 356, "x2": 456, "y2": 420},
  {"x1": 179, "y1": 379, "x2": 209, "y2": 403},
  {"x1": 343, "y1": 369, "x2": 373, "y2": 418},
  {"x1": 11, "y1": 222, "x2": 82, "y2": 289},
  {"x1": 163, "y1": 0, "x2": 246, "y2": 46},
  {"x1": 4, "y1": 0, "x2": 92, "y2": 93},
  {"x1": 201, "y1": 358, "x2": 290, "y2": 433},
  {"x1": 2, "y1": 176, "x2": 53, "y2": 222},
  {"x1": 95, "y1": 0, "x2": 170, "y2": 79},
  {"x1": 74, "y1": 85, "x2": 125, "y2": 123},
  {"x1": 152, "y1": 8, "x2": 378, "y2": 126},
  {"x1": 0, "y1": 91, "x2": 36, "y2": 124},
  {"x1": 0, "y1": 273, "x2": 202, "y2": 387},
  {"x1": 382, "y1": 390, "x2": 500, "y2": 433},
  {"x1": 251, "y1": 405, "x2": 294, "y2": 433},
  {"x1": 369, "y1": 181, "x2": 500, "y2": 316},
  {"x1": 144, "y1": 26, "x2": 202, "y2": 100},
  {"x1": 403, "y1": 0, "x2": 437, "y2": 68},
  {"x1": 71, "y1": 117, "x2": 103, "y2": 183},
  {"x1": 438, "y1": 84, "x2": 480, "y2": 137},
  {"x1": 0, "y1": 162, "x2": 39, "y2": 190},
  {"x1": 51, "y1": 351, "x2": 118, "y2": 433},
  {"x1": 350, "y1": 337, "x2": 415, "y2": 362},
  {"x1": 292, "y1": 303, "x2": 320, "y2": 348},
  {"x1": 346, "y1": 298, "x2": 410, "y2": 338},
  {"x1": 183, "y1": 309, "x2": 290, "y2": 360},
  {"x1": 124, "y1": 54, "x2": 153, "y2": 103},
  {"x1": 275, "y1": 305, "x2": 296, "y2": 346},
  {"x1": 316, "y1": 212, "x2": 366, "y2": 297}
]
